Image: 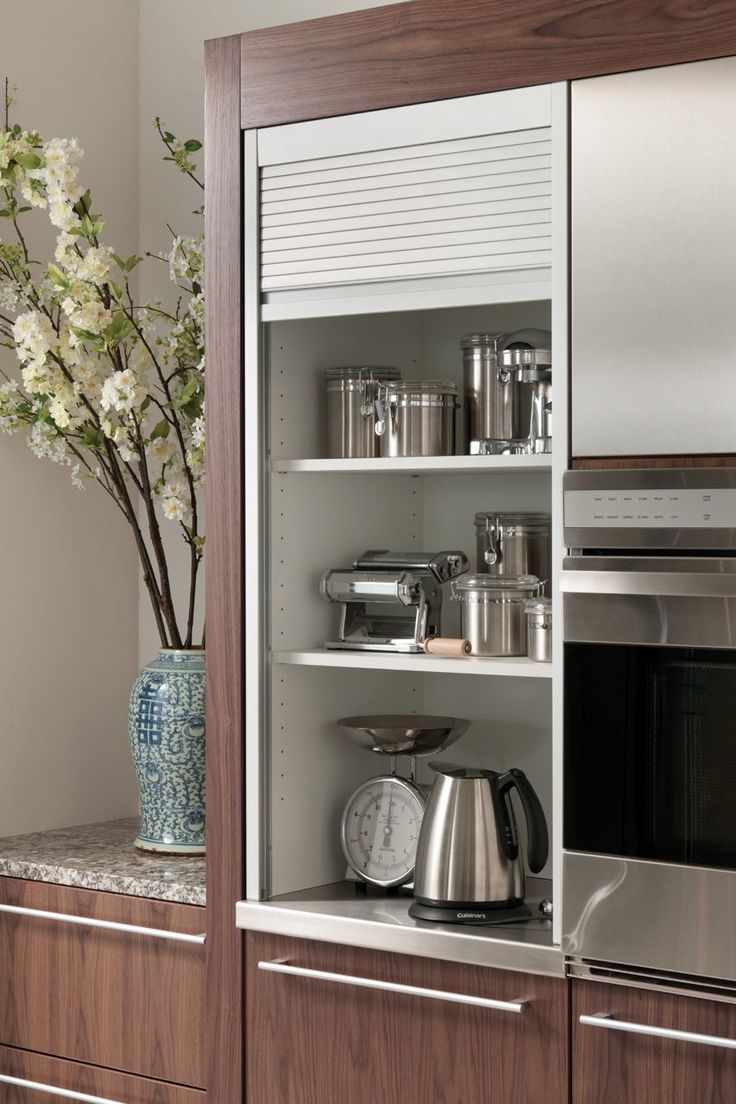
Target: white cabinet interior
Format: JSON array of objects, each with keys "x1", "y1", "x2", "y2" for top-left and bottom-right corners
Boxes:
[{"x1": 244, "y1": 84, "x2": 568, "y2": 947}]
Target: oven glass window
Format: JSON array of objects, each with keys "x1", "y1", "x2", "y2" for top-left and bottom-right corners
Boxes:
[{"x1": 565, "y1": 644, "x2": 736, "y2": 869}]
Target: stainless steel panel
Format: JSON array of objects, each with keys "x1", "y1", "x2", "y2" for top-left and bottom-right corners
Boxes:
[
  {"x1": 564, "y1": 592, "x2": 736, "y2": 647},
  {"x1": 562, "y1": 851, "x2": 736, "y2": 982},
  {"x1": 564, "y1": 468, "x2": 736, "y2": 549},
  {"x1": 572, "y1": 58, "x2": 736, "y2": 457},
  {"x1": 562, "y1": 556, "x2": 736, "y2": 645},
  {"x1": 235, "y1": 878, "x2": 563, "y2": 977}
]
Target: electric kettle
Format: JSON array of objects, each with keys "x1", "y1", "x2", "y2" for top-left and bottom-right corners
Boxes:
[{"x1": 410, "y1": 762, "x2": 548, "y2": 924}]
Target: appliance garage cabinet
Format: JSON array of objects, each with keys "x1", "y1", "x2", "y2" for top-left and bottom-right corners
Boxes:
[{"x1": 204, "y1": 6, "x2": 736, "y2": 1104}]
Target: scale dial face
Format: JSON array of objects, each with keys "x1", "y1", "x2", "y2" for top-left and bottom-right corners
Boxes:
[{"x1": 341, "y1": 775, "x2": 426, "y2": 888}]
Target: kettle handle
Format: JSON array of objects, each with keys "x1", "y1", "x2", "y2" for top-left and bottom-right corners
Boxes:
[{"x1": 497, "y1": 769, "x2": 549, "y2": 874}]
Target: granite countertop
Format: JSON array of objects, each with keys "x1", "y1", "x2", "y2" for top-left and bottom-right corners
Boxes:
[{"x1": 0, "y1": 818, "x2": 205, "y2": 906}]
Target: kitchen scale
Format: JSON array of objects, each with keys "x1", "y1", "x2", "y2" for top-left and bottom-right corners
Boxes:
[{"x1": 337, "y1": 715, "x2": 470, "y2": 890}]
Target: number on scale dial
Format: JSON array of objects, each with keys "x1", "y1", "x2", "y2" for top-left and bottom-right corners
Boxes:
[{"x1": 341, "y1": 776, "x2": 426, "y2": 888}]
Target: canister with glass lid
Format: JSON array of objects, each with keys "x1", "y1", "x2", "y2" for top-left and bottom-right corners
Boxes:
[
  {"x1": 474, "y1": 512, "x2": 551, "y2": 589},
  {"x1": 525, "y1": 597, "x2": 552, "y2": 662},
  {"x1": 451, "y1": 574, "x2": 541, "y2": 657},
  {"x1": 324, "y1": 366, "x2": 401, "y2": 458}
]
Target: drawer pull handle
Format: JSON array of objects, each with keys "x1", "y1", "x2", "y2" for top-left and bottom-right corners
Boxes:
[
  {"x1": 259, "y1": 958, "x2": 526, "y2": 1013},
  {"x1": 580, "y1": 1012, "x2": 736, "y2": 1050},
  {"x1": 0, "y1": 902, "x2": 205, "y2": 944},
  {"x1": 0, "y1": 1072, "x2": 125, "y2": 1103}
]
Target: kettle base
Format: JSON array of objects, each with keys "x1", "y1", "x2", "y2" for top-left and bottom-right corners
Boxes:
[{"x1": 409, "y1": 901, "x2": 532, "y2": 926}]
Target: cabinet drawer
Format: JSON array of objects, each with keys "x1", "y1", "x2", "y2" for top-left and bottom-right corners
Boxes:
[
  {"x1": 0, "y1": 1044, "x2": 205, "y2": 1103},
  {"x1": 247, "y1": 931, "x2": 567, "y2": 1104},
  {"x1": 0, "y1": 879, "x2": 205, "y2": 1088},
  {"x1": 573, "y1": 979, "x2": 736, "y2": 1103}
]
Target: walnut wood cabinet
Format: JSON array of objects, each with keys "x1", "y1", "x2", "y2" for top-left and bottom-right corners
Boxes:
[
  {"x1": 0, "y1": 878, "x2": 206, "y2": 1094},
  {"x1": 573, "y1": 980, "x2": 736, "y2": 1104},
  {"x1": 0, "y1": 1045, "x2": 206, "y2": 1104},
  {"x1": 246, "y1": 932, "x2": 568, "y2": 1104}
]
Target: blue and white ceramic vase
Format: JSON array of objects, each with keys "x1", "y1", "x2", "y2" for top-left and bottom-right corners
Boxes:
[{"x1": 128, "y1": 648, "x2": 206, "y2": 854}]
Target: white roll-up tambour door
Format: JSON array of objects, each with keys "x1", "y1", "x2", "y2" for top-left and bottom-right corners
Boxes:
[{"x1": 260, "y1": 126, "x2": 552, "y2": 292}]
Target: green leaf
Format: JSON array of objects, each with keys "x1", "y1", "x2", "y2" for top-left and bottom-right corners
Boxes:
[
  {"x1": 151, "y1": 418, "x2": 170, "y2": 440},
  {"x1": 70, "y1": 325, "x2": 105, "y2": 350},
  {"x1": 183, "y1": 139, "x2": 202, "y2": 152},
  {"x1": 14, "y1": 152, "x2": 43, "y2": 170},
  {"x1": 81, "y1": 426, "x2": 104, "y2": 448},
  {"x1": 163, "y1": 131, "x2": 176, "y2": 143},
  {"x1": 102, "y1": 312, "x2": 134, "y2": 349},
  {"x1": 123, "y1": 254, "x2": 142, "y2": 272},
  {"x1": 109, "y1": 281, "x2": 123, "y2": 300},
  {"x1": 47, "y1": 263, "x2": 70, "y2": 289},
  {"x1": 0, "y1": 208, "x2": 11, "y2": 218}
]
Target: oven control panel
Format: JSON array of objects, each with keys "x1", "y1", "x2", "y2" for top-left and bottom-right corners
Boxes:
[{"x1": 565, "y1": 488, "x2": 736, "y2": 528}]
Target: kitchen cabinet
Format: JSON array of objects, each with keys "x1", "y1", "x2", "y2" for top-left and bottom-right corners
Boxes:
[
  {"x1": 573, "y1": 979, "x2": 736, "y2": 1103},
  {"x1": 571, "y1": 57, "x2": 736, "y2": 459},
  {"x1": 206, "y1": 7, "x2": 736, "y2": 1102},
  {"x1": 247, "y1": 931, "x2": 568, "y2": 1104},
  {"x1": 0, "y1": 1045, "x2": 205, "y2": 1104},
  {"x1": 0, "y1": 878, "x2": 206, "y2": 1089}
]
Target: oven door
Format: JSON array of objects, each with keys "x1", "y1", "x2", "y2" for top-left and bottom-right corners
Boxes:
[{"x1": 561, "y1": 557, "x2": 736, "y2": 983}]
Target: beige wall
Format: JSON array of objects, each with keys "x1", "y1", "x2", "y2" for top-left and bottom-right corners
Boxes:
[
  {"x1": 136, "y1": 0, "x2": 404, "y2": 661},
  {"x1": 0, "y1": 0, "x2": 402, "y2": 835},
  {"x1": 0, "y1": 1, "x2": 140, "y2": 834}
]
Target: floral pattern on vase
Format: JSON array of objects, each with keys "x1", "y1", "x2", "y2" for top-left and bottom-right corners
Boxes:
[{"x1": 129, "y1": 649, "x2": 206, "y2": 854}]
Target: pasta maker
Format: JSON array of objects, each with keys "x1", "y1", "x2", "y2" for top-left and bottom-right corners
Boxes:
[{"x1": 320, "y1": 550, "x2": 468, "y2": 652}]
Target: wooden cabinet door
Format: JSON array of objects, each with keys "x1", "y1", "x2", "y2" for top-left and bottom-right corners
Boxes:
[
  {"x1": 246, "y1": 931, "x2": 568, "y2": 1104},
  {"x1": 0, "y1": 879, "x2": 206, "y2": 1088},
  {"x1": 573, "y1": 979, "x2": 736, "y2": 1103},
  {"x1": 0, "y1": 1044, "x2": 205, "y2": 1104}
]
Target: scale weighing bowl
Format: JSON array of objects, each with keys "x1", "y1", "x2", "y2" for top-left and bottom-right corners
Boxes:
[{"x1": 337, "y1": 714, "x2": 470, "y2": 756}]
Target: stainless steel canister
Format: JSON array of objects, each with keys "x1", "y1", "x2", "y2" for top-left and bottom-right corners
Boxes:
[
  {"x1": 378, "y1": 380, "x2": 458, "y2": 457},
  {"x1": 451, "y1": 574, "x2": 540, "y2": 657},
  {"x1": 474, "y1": 512, "x2": 551, "y2": 589},
  {"x1": 525, "y1": 597, "x2": 552, "y2": 662},
  {"x1": 324, "y1": 367, "x2": 401, "y2": 458},
  {"x1": 460, "y1": 332, "x2": 513, "y2": 445}
]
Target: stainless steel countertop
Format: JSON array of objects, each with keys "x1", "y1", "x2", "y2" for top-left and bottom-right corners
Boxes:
[{"x1": 236, "y1": 878, "x2": 563, "y2": 977}]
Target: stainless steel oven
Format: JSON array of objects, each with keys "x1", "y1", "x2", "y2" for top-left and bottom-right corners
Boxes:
[{"x1": 561, "y1": 468, "x2": 736, "y2": 987}]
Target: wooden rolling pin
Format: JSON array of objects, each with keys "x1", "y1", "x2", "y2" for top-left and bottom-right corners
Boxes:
[{"x1": 423, "y1": 637, "x2": 472, "y2": 657}]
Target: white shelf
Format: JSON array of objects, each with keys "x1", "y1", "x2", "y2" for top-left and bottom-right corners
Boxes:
[
  {"x1": 272, "y1": 454, "x2": 552, "y2": 476},
  {"x1": 272, "y1": 648, "x2": 553, "y2": 678}
]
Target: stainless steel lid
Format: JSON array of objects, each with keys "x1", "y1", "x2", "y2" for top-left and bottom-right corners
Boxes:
[
  {"x1": 460, "y1": 332, "x2": 505, "y2": 351},
  {"x1": 324, "y1": 366, "x2": 400, "y2": 389},
  {"x1": 386, "y1": 379, "x2": 458, "y2": 396},
  {"x1": 500, "y1": 347, "x2": 552, "y2": 369},
  {"x1": 474, "y1": 512, "x2": 551, "y2": 532},
  {"x1": 452, "y1": 573, "x2": 540, "y2": 602}
]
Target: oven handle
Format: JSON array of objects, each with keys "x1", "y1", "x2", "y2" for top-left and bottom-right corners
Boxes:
[
  {"x1": 561, "y1": 570, "x2": 736, "y2": 598},
  {"x1": 580, "y1": 1012, "x2": 736, "y2": 1050}
]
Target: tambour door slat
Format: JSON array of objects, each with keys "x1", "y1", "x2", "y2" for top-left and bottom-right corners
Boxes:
[
  {"x1": 261, "y1": 248, "x2": 551, "y2": 290},
  {"x1": 263, "y1": 154, "x2": 550, "y2": 202},
  {"x1": 260, "y1": 141, "x2": 551, "y2": 191},
  {"x1": 262, "y1": 233, "x2": 551, "y2": 275},
  {"x1": 259, "y1": 128, "x2": 553, "y2": 178},
  {"x1": 262, "y1": 221, "x2": 551, "y2": 262},
  {"x1": 260, "y1": 196, "x2": 552, "y2": 240},
  {"x1": 263, "y1": 167, "x2": 551, "y2": 215},
  {"x1": 261, "y1": 181, "x2": 552, "y2": 228}
]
